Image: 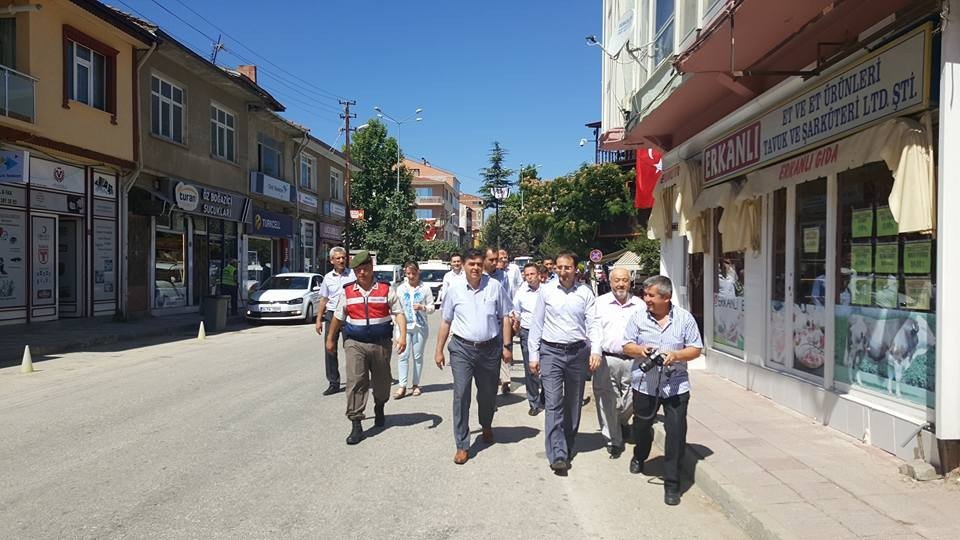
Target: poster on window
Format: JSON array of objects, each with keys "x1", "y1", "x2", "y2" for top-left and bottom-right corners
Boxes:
[
  {"x1": 768, "y1": 301, "x2": 790, "y2": 367},
  {"x1": 793, "y1": 303, "x2": 826, "y2": 376},
  {"x1": 32, "y1": 215, "x2": 56, "y2": 306},
  {"x1": 835, "y1": 305, "x2": 936, "y2": 407},
  {"x1": 713, "y1": 294, "x2": 744, "y2": 350},
  {"x1": 93, "y1": 219, "x2": 116, "y2": 301},
  {"x1": 0, "y1": 210, "x2": 26, "y2": 307}
]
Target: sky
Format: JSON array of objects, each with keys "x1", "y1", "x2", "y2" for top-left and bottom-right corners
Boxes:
[{"x1": 113, "y1": 0, "x2": 603, "y2": 195}]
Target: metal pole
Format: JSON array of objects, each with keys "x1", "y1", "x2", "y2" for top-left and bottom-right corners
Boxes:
[
  {"x1": 396, "y1": 123, "x2": 401, "y2": 192},
  {"x1": 495, "y1": 198, "x2": 500, "y2": 251},
  {"x1": 340, "y1": 100, "x2": 356, "y2": 260}
]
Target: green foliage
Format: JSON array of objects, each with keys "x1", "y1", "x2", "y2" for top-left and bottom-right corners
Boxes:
[
  {"x1": 620, "y1": 231, "x2": 662, "y2": 275},
  {"x1": 478, "y1": 142, "x2": 514, "y2": 208},
  {"x1": 421, "y1": 239, "x2": 462, "y2": 260},
  {"x1": 479, "y1": 201, "x2": 530, "y2": 254},
  {"x1": 355, "y1": 195, "x2": 425, "y2": 264}
]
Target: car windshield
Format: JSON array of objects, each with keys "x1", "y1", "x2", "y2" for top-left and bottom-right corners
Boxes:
[
  {"x1": 374, "y1": 271, "x2": 395, "y2": 283},
  {"x1": 419, "y1": 270, "x2": 447, "y2": 282},
  {"x1": 259, "y1": 276, "x2": 308, "y2": 290}
]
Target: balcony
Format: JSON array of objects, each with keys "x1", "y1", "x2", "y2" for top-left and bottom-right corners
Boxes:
[
  {"x1": 0, "y1": 65, "x2": 36, "y2": 123},
  {"x1": 415, "y1": 195, "x2": 443, "y2": 205}
]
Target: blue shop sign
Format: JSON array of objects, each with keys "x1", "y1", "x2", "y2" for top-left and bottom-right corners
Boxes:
[{"x1": 249, "y1": 207, "x2": 294, "y2": 238}]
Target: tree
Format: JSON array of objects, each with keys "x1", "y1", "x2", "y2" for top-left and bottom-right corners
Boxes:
[
  {"x1": 478, "y1": 142, "x2": 514, "y2": 208},
  {"x1": 478, "y1": 200, "x2": 529, "y2": 253},
  {"x1": 420, "y1": 239, "x2": 461, "y2": 260},
  {"x1": 620, "y1": 231, "x2": 661, "y2": 275},
  {"x1": 346, "y1": 118, "x2": 418, "y2": 251},
  {"x1": 357, "y1": 195, "x2": 425, "y2": 264}
]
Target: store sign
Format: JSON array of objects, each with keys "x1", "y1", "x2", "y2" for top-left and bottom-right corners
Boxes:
[
  {"x1": 171, "y1": 180, "x2": 249, "y2": 222},
  {"x1": 703, "y1": 25, "x2": 930, "y2": 186},
  {"x1": 250, "y1": 171, "x2": 296, "y2": 203},
  {"x1": 32, "y1": 215, "x2": 56, "y2": 305},
  {"x1": 0, "y1": 184, "x2": 26, "y2": 207},
  {"x1": 30, "y1": 157, "x2": 86, "y2": 194},
  {"x1": 0, "y1": 210, "x2": 26, "y2": 307},
  {"x1": 0, "y1": 150, "x2": 27, "y2": 184},
  {"x1": 298, "y1": 192, "x2": 318, "y2": 210},
  {"x1": 92, "y1": 171, "x2": 117, "y2": 199},
  {"x1": 249, "y1": 207, "x2": 294, "y2": 238},
  {"x1": 319, "y1": 223, "x2": 343, "y2": 240},
  {"x1": 325, "y1": 200, "x2": 346, "y2": 218},
  {"x1": 350, "y1": 208, "x2": 364, "y2": 220},
  {"x1": 31, "y1": 190, "x2": 84, "y2": 215}
]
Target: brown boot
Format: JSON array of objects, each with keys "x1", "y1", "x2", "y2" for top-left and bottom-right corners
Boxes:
[{"x1": 453, "y1": 449, "x2": 469, "y2": 465}]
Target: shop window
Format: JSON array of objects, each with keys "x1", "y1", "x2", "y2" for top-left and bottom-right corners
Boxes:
[
  {"x1": 768, "y1": 188, "x2": 790, "y2": 368},
  {"x1": 155, "y1": 229, "x2": 187, "y2": 309},
  {"x1": 302, "y1": 221, "x2": 316, "y2": 273},
  {"x1": 793, "y1": 178, "x2": 827, "y2": 378},
  {"x1": 247, "y1": 237, "x2": 273, "y2": 289},
  {"x1": 835, "y1": 162, "x2": 936, "y2": 407},
  {"x1": 712, "y1": 208, "x2": 745, "y2": 354}
]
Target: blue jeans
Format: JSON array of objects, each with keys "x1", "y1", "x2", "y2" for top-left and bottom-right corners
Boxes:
[{"x1": 397, "y1": 325, "x2": 428, "y2": 387}]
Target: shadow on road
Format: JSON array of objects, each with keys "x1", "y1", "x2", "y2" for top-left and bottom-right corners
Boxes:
[
  {"x1": 633, "y1": 442, "x2": 715, "y2": 496},
  {"x1": 417, "y1": 383, "x2": 453, "y2": 394},
  {"x1": 367, "y1": 412, "x2": 442, "y2": 437},
  {"x1": 572, "y1": 431, "x2": 608, "y2": 455},
  {"x1": 468, "y1": 425, "x2": 539, "y2": 458}
]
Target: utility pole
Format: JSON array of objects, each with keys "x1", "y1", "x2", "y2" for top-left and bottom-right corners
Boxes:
[{"x1": 340, "y1": 99, "x2": 357, "y2": 260}]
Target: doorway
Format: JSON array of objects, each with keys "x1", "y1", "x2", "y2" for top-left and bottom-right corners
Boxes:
[{"x1": 57, "y1": 217, "x2": 84, "y2": 317}]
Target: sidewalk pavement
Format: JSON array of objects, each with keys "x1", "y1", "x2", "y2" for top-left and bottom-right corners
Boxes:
[
  {"x1": 658, "y1": 370, "x2": 960, "y2": 539},
  {"x1": 0, "y1": 313, "x2": 250, "y2": 368}
]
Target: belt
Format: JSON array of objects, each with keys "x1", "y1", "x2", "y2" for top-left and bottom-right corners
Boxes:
[
  {"x1": 541, "y1": 339, "x2": 586, "y2": 351},
  {"x1": 453, "y1": 334, "x2": 500, "y2": 349},
  {"x1": 604, "y1": 352, "x2": 630, "y2": 360}
]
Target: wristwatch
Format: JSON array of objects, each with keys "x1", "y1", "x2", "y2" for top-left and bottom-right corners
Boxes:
[{"x1": 503, "y1": 343, "x2": 512, "y2": 349}]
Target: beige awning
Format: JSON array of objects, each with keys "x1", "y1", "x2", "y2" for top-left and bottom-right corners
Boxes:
[{"x1": 741, "y1": 117, "x2": 935, "y2": 233}]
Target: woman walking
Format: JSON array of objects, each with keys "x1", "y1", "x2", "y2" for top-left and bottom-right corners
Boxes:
[{"x1": 395, "y1": 262, "x2": 435, "y2": 398}]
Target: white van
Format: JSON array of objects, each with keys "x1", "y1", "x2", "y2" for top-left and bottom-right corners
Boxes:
[
  {"x1": 418, "y1": 260, "x2": 450, "y2": 308},
  {"x1": 373, "y1": 264, "x2": 403, "y2": 285}
]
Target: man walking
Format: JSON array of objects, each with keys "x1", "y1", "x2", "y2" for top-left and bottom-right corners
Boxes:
[
  {"x1": 438, "y1": 253, "x2": 465, "y2": 304},
  {"x1": 315, "y1": 247, "x2": 357, "y2": 395},
  {"x1": 484, "y1": 247, "x2": 515, "y2": 395},
  {"x1": 528, "y1": 251, "x2": 602, "y2": 475},
  {"x1": 593, "y1": 267, "x2": 643, "y2": 459},
  {"x1": 325, "y1": 250, "x2": 406, "y2": 445},
  {"x1": 434, "y1": 248, "x2": 513, "y2": 465},
  {"x1": 512, "y1": 263, "x2": 544, "y2": 416},
  {"x1": 623, "y1": 275, "x2": 703, "y2": 505}
]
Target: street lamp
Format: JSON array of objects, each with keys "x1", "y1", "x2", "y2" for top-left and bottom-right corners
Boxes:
[
  {"x1": 373, "y1": 106, "x2": 423, "y2": 191},
  {"x1": 518, "y1": 163, "x2": 541, "y2": 211},
  {"x1": 491, "y1": 186, "x2": 509, "y2": 251}
]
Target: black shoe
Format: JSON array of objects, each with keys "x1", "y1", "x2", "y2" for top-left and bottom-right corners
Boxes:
[
  {"x1": 608, "y1": 445, "x2": 624, "y2": 459},
  {"x1": 581, "y1": 396, "x2": 591, "y2": 407},
  {"x1": 629, "y1": 457, "x2": 644, "y2": 474},
  {"x1": 346, "y1": 420, "x2": 364, "y2": 445},
  {"x1": 528, "y1": 406, "x2": 542, "y2": 416},
  {"x1": 664, "y1": 491, "x2": 681, "y2": 506},
  {"x1": 501, "y1": 382, "x2": 511, "y2": 395},
  {"x1": 374, "y1": 402, "x2": 385, "y2": 427},
  {"x1": 322, "y1": 384, "x2": 341, "y2": 396},
  {"x1": 550, "y1": 459, "x2": 569, "y2": 474}
]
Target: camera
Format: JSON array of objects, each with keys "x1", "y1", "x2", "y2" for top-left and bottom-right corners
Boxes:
[{"x1": 638, "y1": 350, "x2": 667, "y2": 373}]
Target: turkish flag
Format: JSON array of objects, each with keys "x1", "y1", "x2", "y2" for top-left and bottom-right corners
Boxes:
[
  {"x1": 423, "y1": 222, "x2": 437, "y2": 241},
  {"x1": 635, "y1": 148, "x2": 662, "y2": 209}
]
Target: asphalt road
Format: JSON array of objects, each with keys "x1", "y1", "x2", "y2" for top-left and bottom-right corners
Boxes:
[{"x1": 0, "y1": 316, "x2": 745, "y2": 539}]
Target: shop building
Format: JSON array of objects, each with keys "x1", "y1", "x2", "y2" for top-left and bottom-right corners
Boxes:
[
  {"x1": 598, "y1": 0, "x2": 959, "y2": 469},
  {"x1": 301, "y1": 135, "x2": 349, "y2": 275},
  {"x1": 0, "y1": 0, "x2": 153, "y2": 324}
]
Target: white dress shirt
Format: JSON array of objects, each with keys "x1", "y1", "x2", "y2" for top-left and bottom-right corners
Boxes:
[
  {"x1": 528, "y1": 280, "x2": 602, "y2": 363},
  {"x1": 595, "y1": 292, "x2": 643, "y2": 355},
  {"x1": 440, "y1": 275, "x2": 511, "y2": 342},
  {"x1": 319, "y1": 268, "x2": 356, "y2": 312},
  {"x1": 439, "y1": 268, "x2": 466, "y2": 302},
  {"x1": 511, "y1": 282, "x2": 541, "y2": 330}
]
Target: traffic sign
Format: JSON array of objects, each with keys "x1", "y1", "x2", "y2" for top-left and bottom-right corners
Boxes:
[{"x1": 589, "y1": 249, "x2": 603, "y2": 263}]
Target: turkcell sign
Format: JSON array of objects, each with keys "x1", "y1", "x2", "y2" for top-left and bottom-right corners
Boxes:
[{"x1": 702, "y1": 24, "x2": 930, "y2": 186}]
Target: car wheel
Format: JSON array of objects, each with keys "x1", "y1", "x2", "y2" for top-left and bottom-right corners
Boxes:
[{"x1": 304, "y1": 302, "x2": 314, "y2": 324}]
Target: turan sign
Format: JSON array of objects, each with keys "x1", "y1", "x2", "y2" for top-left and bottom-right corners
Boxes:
[{"x1": 702, "y1": 24, "x2": 931, "y2": 186}]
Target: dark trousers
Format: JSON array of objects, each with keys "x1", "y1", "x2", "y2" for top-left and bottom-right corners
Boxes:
[
  {"x1": 323, "y1": 311, "x2": 342, "y2": 387},
  {"x1": 219, "y1": 284, "x2": 238, "y2": 316},
  {"x1": 540, "y1": 342, "x2": 588, "y2": 463},
  {"x1": 633, "y1": 390, "x2": 690, "y2": 493},
  {"x1": 518, "y1": 328, "x2": 544, "y2": 409},
  {"x1": 448, "y1": 336, "x2": 501, "y2": 450}
]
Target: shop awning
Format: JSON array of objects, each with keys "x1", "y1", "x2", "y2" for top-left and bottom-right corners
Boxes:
[
  {"x1": 739, "y1": 117, "x2": 936, "y2": 233},
  {"x1": 619, "y1": 0, "x2": 926, "y2": 152}
]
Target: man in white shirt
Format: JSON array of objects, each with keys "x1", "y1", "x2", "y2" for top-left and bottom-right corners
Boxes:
[
  {"x1": 499, "y1": 249, "x2": 523, "y2": 297},
  {"x1": 511, "y1": 263, "x2": 544, "y2": 416},
  {"x1": 438, "y1": 253, "x2": 465, "y2": 304},
  {"x1": 528, "y1": 251, "x2": 602, "y2": 474},
  {"x1": 593, "y1": 267, "x2": 643, "y2": 459},
  {"x1": 314, "y1": 246, "x2": 357, "y2": 396}
]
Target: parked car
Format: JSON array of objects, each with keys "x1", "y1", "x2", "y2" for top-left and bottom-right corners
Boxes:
[
  {"x1": 245, "y1": 273, "x2": 323, "y2": 322},
  {"x1": 418, "y1": 260, "x2": 451, "y2": 307},
  {"x1": 373, "y1": 264, "x2": 403, "y2": 285}
]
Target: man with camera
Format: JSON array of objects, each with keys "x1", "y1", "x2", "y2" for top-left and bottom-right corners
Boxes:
[{"x1": 622, "y1": 275, "x2": 703, "y2": 506}]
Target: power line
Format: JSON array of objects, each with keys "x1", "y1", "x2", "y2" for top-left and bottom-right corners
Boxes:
[{"x1": 166, "y1": 0, "x2": 345, "y2": 102}]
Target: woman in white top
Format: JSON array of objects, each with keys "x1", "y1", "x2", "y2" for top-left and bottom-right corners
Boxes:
[{"x1": 395, "y1": 261, "x2": 435, "y2": 398}]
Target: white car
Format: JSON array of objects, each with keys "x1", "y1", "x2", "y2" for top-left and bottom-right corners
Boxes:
[
  {"x1": 418, "y1": 261, "x2": 451, "y2": 308},
  {"x1": 245, "y1": 273, "x2": 323, "y2": 322},
  {"x1": 373, "y1": 264, "x2": 403, "y2": 285}
]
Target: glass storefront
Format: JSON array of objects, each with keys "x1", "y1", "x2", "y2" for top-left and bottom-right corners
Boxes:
[
  {"x1": 154, "y1": 214, "x2": 187, "y2": 309},
  {"x1": 713, "y1": 208, "x2": 745, "y2": 354},
  {"x1": 834, "y1": 162, "x2": 937, "y2": 407},
  {"x1": 247, "y1": 236, "x2": 274, "y2": 291},
  {"x1": 301, "y1": 221, "x2": 316, "y2": 273},
  {"x1": 793, "y1": 178, "x2": 828, "y2": 378}
]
